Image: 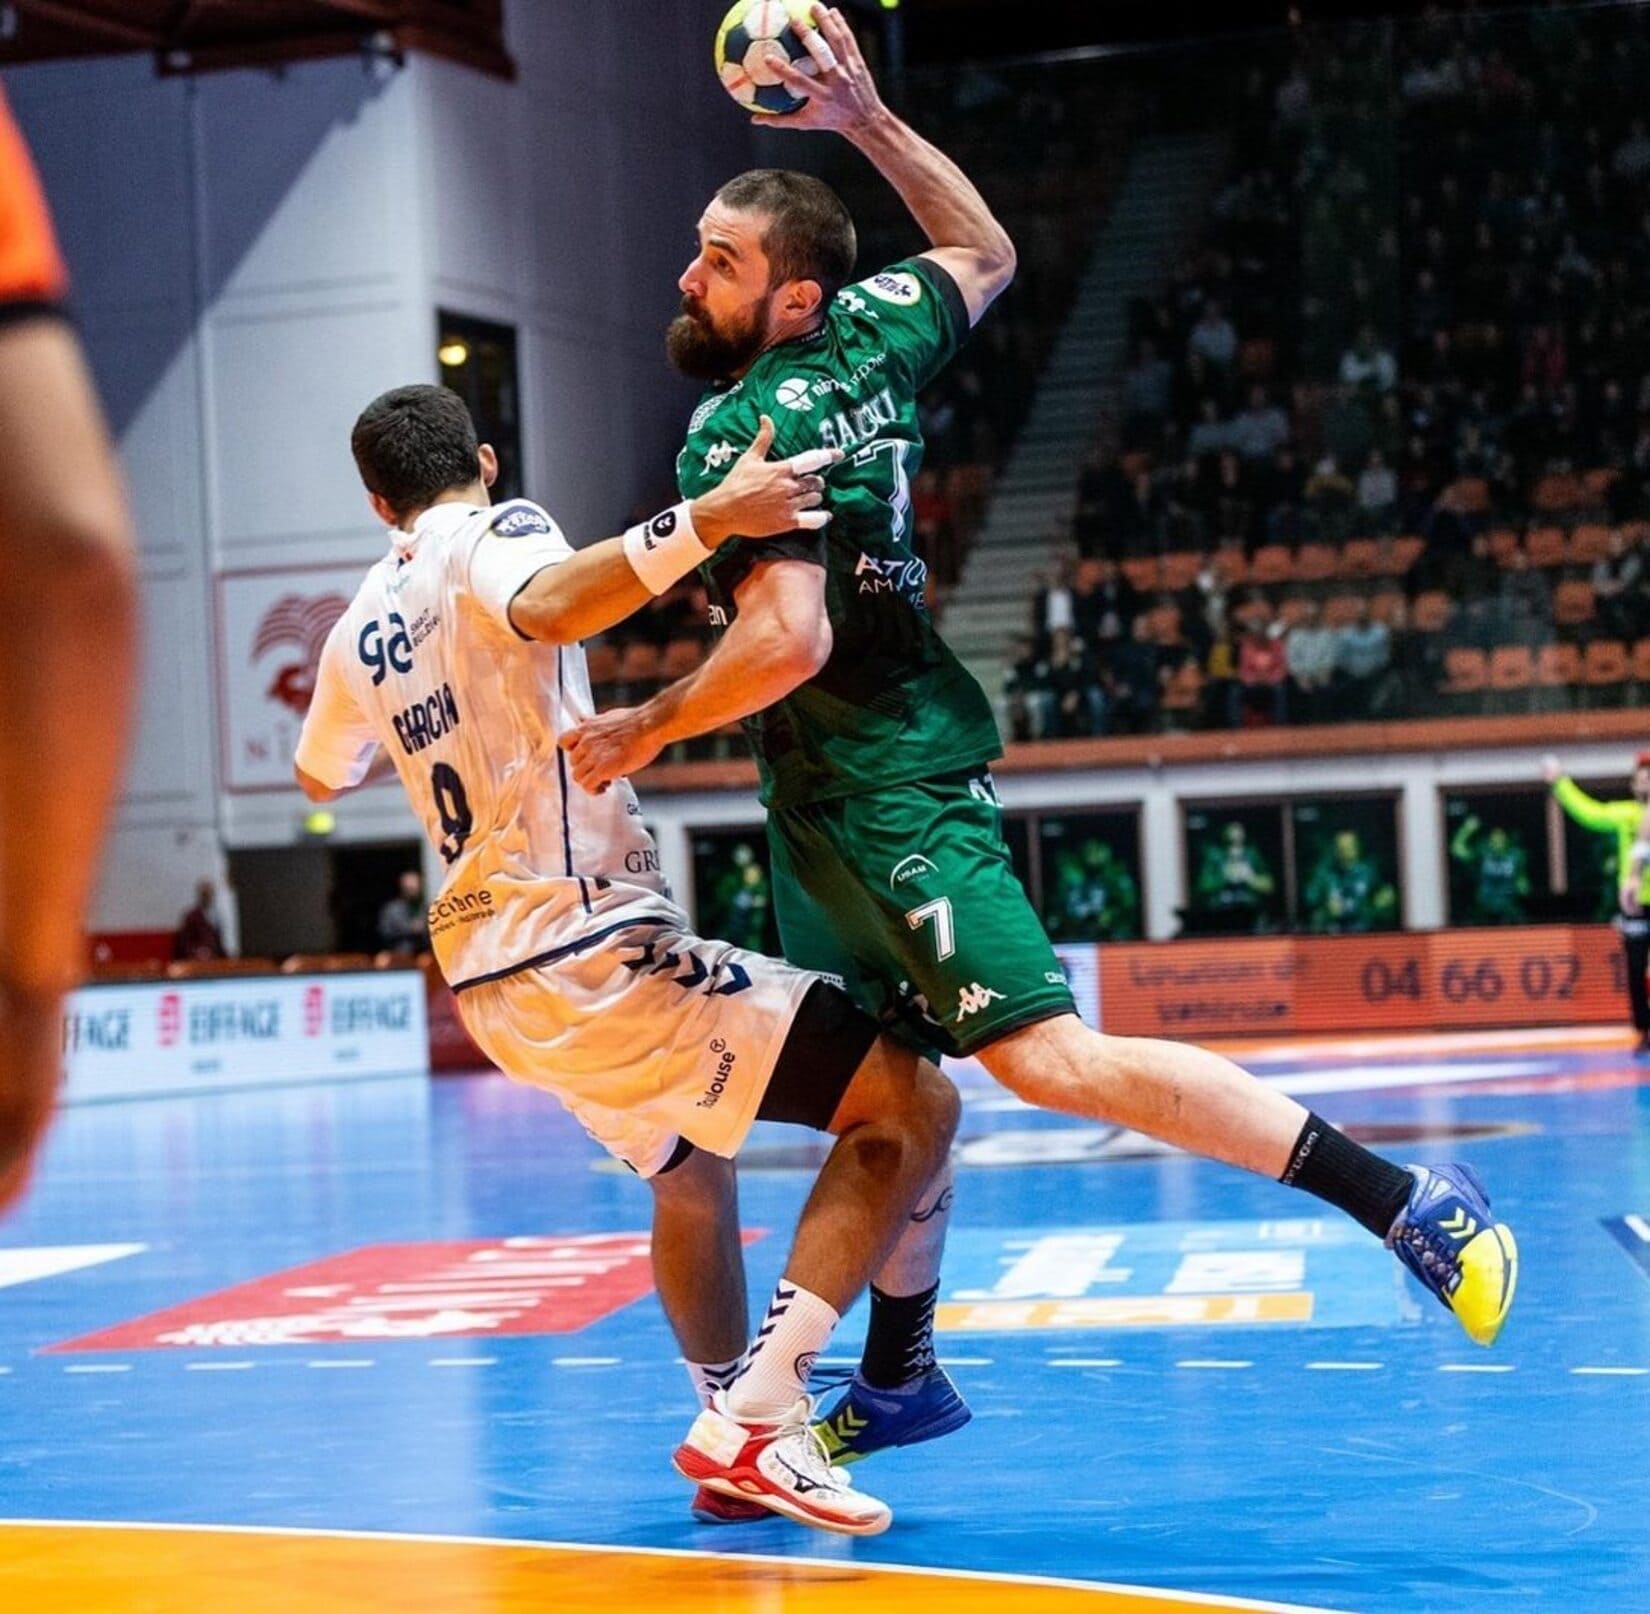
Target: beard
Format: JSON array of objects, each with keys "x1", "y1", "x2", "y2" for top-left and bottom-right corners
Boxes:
[{"x1": 666, "y1": 297, "x2": 767, "y2": 382}]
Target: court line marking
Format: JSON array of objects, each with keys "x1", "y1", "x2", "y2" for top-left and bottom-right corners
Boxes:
[
  {"x1": 1571, "y1": 1366, "x2": 1649, "y2": 1376},
  {"x1": 1049, "y1": 1358, "x2": 1124, "y2": 1368},
  {"x1": 550, "y1": 1357, "x2": 619, "y2": 1367},
  {"x1": 304, "y1": 1360, "x2": 375, "y2": 1370},
  {"x1": 184, "y1": 1361, "x2": 255, "y2": 1372},
  {"x1": 1437, "y1": 1364, "x2": 1515, "y2": 1373},
  {"x1": 1304, "y1": 1362, "x2": 1384, "y2": 1371},
  {"x1": 62, "y1": 1364, "x2": 130, "y2": 1374},
  {"x1": 0, "y1": 1517, "x2": 1345, "y2": 1613},
  {"x1": 1175, "y1": 1360, "x2": 1253, "y2": 1370},
  {"x1": 429, "y1": 1358, "x2": 496, "y2": 1368}
]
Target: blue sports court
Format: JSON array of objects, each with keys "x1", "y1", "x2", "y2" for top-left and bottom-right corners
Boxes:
[{"x1": 0, "y1": 1025, "x2": 1642, "y2": 1611}]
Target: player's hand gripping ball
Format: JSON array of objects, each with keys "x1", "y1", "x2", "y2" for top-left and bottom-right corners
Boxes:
[{"x1": 715, "y1": 0, "x2": 822, "y2": 115}]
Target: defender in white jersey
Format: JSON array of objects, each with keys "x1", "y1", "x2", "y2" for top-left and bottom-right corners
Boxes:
[{"x1": 294, "y1": 385, "x2": 958, "y2": 1535}]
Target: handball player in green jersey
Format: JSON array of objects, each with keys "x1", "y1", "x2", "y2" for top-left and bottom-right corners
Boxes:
[{"x1": 564, "y1": 2, "x2": 1517, "y2": 1494}]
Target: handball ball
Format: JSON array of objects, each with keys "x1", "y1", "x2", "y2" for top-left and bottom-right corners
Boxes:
[{"x1": 715, "y1": 0, "x2": 820, "y2": 116}]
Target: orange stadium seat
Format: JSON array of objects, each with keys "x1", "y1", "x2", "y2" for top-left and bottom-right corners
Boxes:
[
  {"x1": 1568, "y1": 524, "x2": 1612, "y2": 565},
  {"x1": 1620, "y1": 521, "x2": 1650, "y2": 547},
  {"x1": 584, "y1": 642, "x2": 621, "y2": 686},
  {"x1": 1321, "y1": 594, "x2": 1361, "y2": 628},
  {"x1": 1584, "y1": 639, "x2": 1630, "y2": 688},
  {"x1": 1339, "y1": 538, "x2": 1379, "y2": 577},
  {"x1": 1411, "y1": 591, "x2": 1454, "y2": 632},
  {"x1": 1249, "y1": 545, "x2": 1292, "y2": 584},
  {"x1": 1387, "y1": 536, "x2": 1426, "y2": 574},
  {"x1": 1276, "y1": 595, "x2": 1313, "y2": 628},
  {"x1": 1486, "y1": 528, "x2": 1519, "y2": 566},
  {"x1": 1296, "y1": 542, "x2": 1338, "y2": 582},
  {"x1": 1536, "y1": 642, "x2": 1582, "y2": 686},
  {"x1": 1489, "y1": 645, "x2": 1535, "y2": 694},
  {"x1": 1442, "y1": 647, "x2": 1488, "y2": 693},
  {"x1": 1439, "y1": 476, "x2": 1490, "y2": 514},
  {"x1": 617, "y1": 641, "x2": 662, "y2": 684},
  {"x1": 1525, "y1": 526, "x2": 1567, "y2": 569},
  {"x1": 1633, "y1": 638, "x2": 1650, "y2": 684},
  {"x1": 1160, "y1": 658, "x2": 1204, "y2": 721},
  {"x1": 1121, "y1": 558, "x2": 1158, "y2": 592},
  {"x1": 1583, "y1": 467, "x2": 1620, "y2": 503},
  {"x1": 1159, "y1": 551, "x2": 1202, "y2": 591},
  {"x1": 1369, "y1": 590, "x2": 1406, "y2": 625},
  {"x1": 1532, "y1": 473, "x2": 1582, "y2": 513},
  {"x1": 1553, "y1": 580, "x2": 1596, "y2": 628}
]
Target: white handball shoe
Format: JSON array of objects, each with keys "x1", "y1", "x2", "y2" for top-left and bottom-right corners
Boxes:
[{"x1": 672, "y1": 1391, "x2": 893, "y2": 1537}]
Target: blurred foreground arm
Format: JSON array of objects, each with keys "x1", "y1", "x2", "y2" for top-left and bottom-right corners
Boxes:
[{"x1": 0, "y1": 316, "x2": 138, "y2": 1206}]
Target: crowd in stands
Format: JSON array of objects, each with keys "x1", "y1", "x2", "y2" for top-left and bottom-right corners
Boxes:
[{"x1": 1011, "y1": 4, "x2": 1650, "y2": 739}]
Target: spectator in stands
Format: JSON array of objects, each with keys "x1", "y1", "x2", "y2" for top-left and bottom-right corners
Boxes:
[
  {"x1": 1592, "y1": 526, "x2": 1645, "y2": 641},
  {"x1": 173, "y1": 880, "x2": 228, "y2": 963},
  {"x1": 1356, "y1": 448, "x2": 1399, "y2": 531},
  {"x1": 1033, "y1": 554, "x2": 1077, "y2": 648},
  {"x1": 1104, "y1": 617, "x2": 1161, "y2": 733},
  {"x1": 1304, "y1": 831, "x2": 1398, "y2": 934},
  {"x1": 1187, "y1": 397, "x2": 1234, "y2": 459},
  {"x1": 1230, "y1": 385, "x2": 1291, "y2": 462},
  {"x1": 1339, "y1": 324, "x2": 1398, "y2": 393},
  {"x1": 1188, "y1": 300, "x2": 1239, "y2": 372},
  {"x1": 1285, "y1": 599, "x2": 1339, "y2": 725},
  {"x1": 1304, "y1": 453, "x2": 1357, "y2": 542},
  {"x1": 1335, "y1": 599, "x2": 1393, "y2": 718},
  {"x1": 377, "y1": 870, "x2": 430, "y2": 957},
  {"x1": 1078, "y1": 556, "x2": 1141, "y2": 653},
  {"x1": 1496, "y1": 548, "x2": 1553, "y2": 646},
  {"x1": 1122, "y1": 337, "x2": 1173, "y2": 445},
  {"x1": 1237, "y1": 615, "x2": 1288, "y2": 725},
  {"x1": 1117, "y1": 468, "x2": 1165, "y2": 556}
]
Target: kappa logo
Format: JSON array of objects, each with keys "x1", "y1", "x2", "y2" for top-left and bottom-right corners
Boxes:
[
  {"x1": 775, "y1": 377, "x2": 814, "y2": 412},
  {"x1": 955, "y1": 982, "x2": 1005, "y2": 1020},
  {"x1": 862, "y1": 270, "x2": 923, "y2": 307},
  {"x1": 889, "y1": 853, "x2": 938, "y2": 893},
  {"x1": 703, "y1": 441, "x2": 737, "y2": 473}
]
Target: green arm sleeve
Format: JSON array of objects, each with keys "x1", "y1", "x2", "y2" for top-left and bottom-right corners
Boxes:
[{"x1": 1553, "y1": 776, "x2": 1615, "y2": 831}]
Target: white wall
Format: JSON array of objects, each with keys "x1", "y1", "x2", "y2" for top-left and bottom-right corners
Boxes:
[{"x1": 7, "y1": 0, "x2": 752, "y2": 939}]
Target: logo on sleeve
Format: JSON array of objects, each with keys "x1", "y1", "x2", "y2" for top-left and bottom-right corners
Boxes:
[
  {"x1": 862, "y1": 271, "x2": 923, "y2": 307},
  {"x1": 776, "y1": 377, "x2": 814, "y2": 413},
  {"x1": 490, "y1": 503, "x2": 552, "y2": 538}
]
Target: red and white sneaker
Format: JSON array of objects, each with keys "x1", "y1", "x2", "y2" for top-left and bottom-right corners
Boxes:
[
  {"x1": 672, "y1": 1392, "x2": 892, "y2": 1537},
  {"x1": 689, "y1": 1485, "x2": 768, "y2": 1525}
]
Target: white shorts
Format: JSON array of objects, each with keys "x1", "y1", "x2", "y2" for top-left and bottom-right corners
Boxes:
[{"x1": 456, "y1": 916, "x2": 819, "y2": 1176}]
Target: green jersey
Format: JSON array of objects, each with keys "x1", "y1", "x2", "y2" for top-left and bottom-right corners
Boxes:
[{"x1": 676, "y1": 256, "x2": 1001, "y2": 809}]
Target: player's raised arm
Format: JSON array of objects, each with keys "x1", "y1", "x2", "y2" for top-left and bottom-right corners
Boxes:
[
  {"x1": 763, "y1": 4, "x2": 1016, "y2": 326},
  {"x1": 508, "y1": 418, "x2": 839, "y2": 645}
]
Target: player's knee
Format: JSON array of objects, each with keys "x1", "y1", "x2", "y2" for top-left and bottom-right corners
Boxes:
[
  {"x1": 980, "y1": 1016, "x2": 1115, "y2": 1116},
  {"x1": 912, "y1": 1060, "x2": 961, "y2": 1158}
]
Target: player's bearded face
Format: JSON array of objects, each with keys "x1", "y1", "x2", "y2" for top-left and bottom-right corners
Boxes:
[{"x1": 667, "y1": 291, "x2": 771, "y2": 381}]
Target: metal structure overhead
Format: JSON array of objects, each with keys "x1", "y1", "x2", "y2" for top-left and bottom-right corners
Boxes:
[{"x1": 0, "y1": 1, "x2": 513, "y2": 79}]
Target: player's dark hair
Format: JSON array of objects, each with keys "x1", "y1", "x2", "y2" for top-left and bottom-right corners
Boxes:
[
  {"x1": 717, "y1": 169, "x2": 857, "y2": 303},
  {"x1": 351, "y1": 385, "x2": 481, "y2": 519}
]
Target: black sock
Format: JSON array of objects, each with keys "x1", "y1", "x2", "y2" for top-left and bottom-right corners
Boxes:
[
  {"x1": 858, "y1": 1282, "x2": 939, "y2": 1389},
  {"x1": 1279, "y1": 1113, "x2": 1413, "y2": 1240}
]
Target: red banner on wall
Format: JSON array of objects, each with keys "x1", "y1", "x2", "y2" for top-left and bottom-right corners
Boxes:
[{"x1": 1098, "y1": 925, "x2": 1627, "y2": 1039}]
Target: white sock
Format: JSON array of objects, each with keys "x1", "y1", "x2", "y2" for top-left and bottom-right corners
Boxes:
[
  {"x1": 724, "y1": 1278, "x2": 840, "y2": 1422},
  {"x1": 685, "y1": 1354, "x2": 744, "y2": 1410}
]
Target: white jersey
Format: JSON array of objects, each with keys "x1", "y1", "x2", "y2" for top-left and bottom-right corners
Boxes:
[{"x1": 295, "y1": 499, "x2": 680, "y2": 989}]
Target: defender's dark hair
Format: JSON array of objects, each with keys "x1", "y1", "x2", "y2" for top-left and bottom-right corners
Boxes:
[
  {"x1": 716, "y1": 169, "x2": 857, "y2": 304},
  {"x1": 350, "y1": 385, "x2": 480, "y2": 519}
]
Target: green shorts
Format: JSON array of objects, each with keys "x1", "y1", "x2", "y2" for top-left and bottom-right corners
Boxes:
[{"x1": 766, "y1": 769, "x2": 1076, "y2": 1059}]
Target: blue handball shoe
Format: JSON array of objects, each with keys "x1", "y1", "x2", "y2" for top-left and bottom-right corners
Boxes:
[
  {"x1": 1386, "y1": 1163, "x2": 1518, "y2": 1347},
  {"x1": 812, "y1": 1364, "x2": 972, "y2": 1465}
]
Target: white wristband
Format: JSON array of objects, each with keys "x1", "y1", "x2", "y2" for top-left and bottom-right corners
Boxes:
[{"x1": 622, "y1": 502, "x2": 713, "y2": 596}]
